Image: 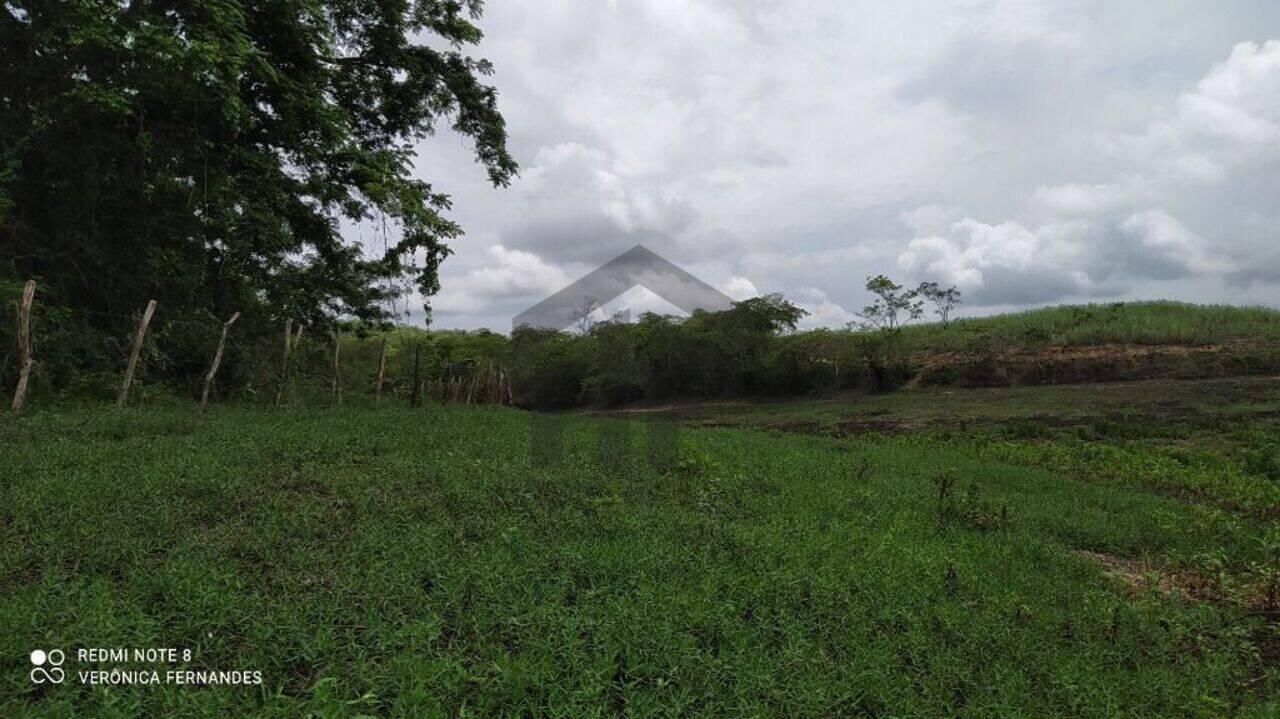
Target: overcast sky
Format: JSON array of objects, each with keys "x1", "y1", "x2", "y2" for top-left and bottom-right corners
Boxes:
[{"x1": 390, "y1": 0, "x2": 1280, "y2": 330}]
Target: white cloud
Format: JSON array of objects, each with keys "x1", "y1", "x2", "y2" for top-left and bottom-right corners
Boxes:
[
  {"x1": 1178, "y1": 40, "x2": 1280, "y2": 146},
  {"x1": 897, "y1": 217, "x2": 1096, "y2": 303},
  {"x1": 972, "y1": 0, "x2": 1083, "y2": 47},
  {"x1": 1033, "y1": 181, "x2": 1148, "y2": 215},
  {"x1": 499, "y1": 141, "x2": 700, "y2": 264},
  {"x1": 900, "y1": 205, "x2": 959, "y2": 235},
  {"x1": 433, "y1": 245, "x2": 570, "y2": 314},
  {"x1": 1131, "y1": 40, "x2": 1280, "y2": 183},
  {"x1": 1120, "y1": 210, "x2": 1237, "y2": 275},
  {"x1": 720, "y1": 276, "x2": 759, "y2": 301},
  {"x1": 792, "y1": 288, "x2": 857, "y2": 329},
  {"x1": 897, "y1": 235, "x2": 985, "y2": 290},
  {"x1": 907, "y1": 38, "x2": 1279, "y2": 307},
  {"x1": 896, "y1": 209, "x2": 1240, "y2": 306}
]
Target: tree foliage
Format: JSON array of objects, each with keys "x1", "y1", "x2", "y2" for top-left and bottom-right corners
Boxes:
[
  {"x1": 853, "y1": 275, "x2": 924, "y2": 332},
  {"x1": 510, "y1": 295, "x2": 818, "y2": 406},
  {"x1": 0, "y1": 1, "x2": 515, "y2": 331},
  {"x1": 918, "y1": 281, "x2": 962, "y2": 327}
]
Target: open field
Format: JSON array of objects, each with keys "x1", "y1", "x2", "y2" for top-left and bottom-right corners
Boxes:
[
  {"x1": 604, "y1": 375, "x2": 1280, "y2": 429},
  {"x1": 604, "y1": 375, "x2": 1280, "y2": 517},
  {"x1": 2, "y1": 400, "x2": 1277, "y2": 717}
]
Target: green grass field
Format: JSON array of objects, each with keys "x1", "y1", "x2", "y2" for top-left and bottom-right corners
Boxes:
[
  {"x1": 2, "y1": 398, "x2": 1277, "y2": 716},
  {"x1": 623, "y1": 376, "x2": 1280, "y2": 517}
]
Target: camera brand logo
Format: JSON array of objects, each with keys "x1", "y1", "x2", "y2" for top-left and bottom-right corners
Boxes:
[{"x1": 30, "y1": 649, "x2": 65, "y2": 684}]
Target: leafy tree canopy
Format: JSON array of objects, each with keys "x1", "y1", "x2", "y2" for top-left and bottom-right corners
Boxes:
[
  {"x1": 853, "y1": 275, "x2": 924, "y2": 332},
  {"x1": 0, "y1": 0, "x2": 515, "y2": 328}
]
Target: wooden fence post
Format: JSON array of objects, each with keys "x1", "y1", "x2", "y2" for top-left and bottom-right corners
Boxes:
[
  {"x1": 9, "y1": 280, "x2": 35, "y2": 413},
  {"x1": 290, "y1": 323, "x2": 304, "y2": 403},
  {"x1": 116, "y1": 299, "x2": 157, "y2": 408},
  {"x1": 490, "y1": 361, "x2": 500, "y2": 403},
  {"x1": 374, "y1": 337, "x2": 388, "y2": 403},
  {"x1": 199, "y1": 312, "x2": 240, "y2": 412},
  {"x1": 330, "y1": 325, "x2": 342, "y2": 404},
  {"x1": 274, "y1": 319, "x2": 293, "y2": 408},
  {"x1": 409, "y1": 342, "x2": 422, "y2": 408}
]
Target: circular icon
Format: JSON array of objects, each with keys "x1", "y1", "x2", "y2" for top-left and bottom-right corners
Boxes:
[{"x1": 28, "y1": 649, "x2": 65, "y2": 684}]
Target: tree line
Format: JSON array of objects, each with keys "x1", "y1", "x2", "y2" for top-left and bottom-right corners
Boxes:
[
  {"x1": 2, "y1": 275, "x2": 958, "y2": 408},
  {"x1": 509, "y1": 277, "x2": 961, "y2": 408}
]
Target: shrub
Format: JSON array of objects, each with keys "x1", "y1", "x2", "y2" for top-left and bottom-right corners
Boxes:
[{"x1": 919, "y1": 364, "x2": 962, "y2": 387}]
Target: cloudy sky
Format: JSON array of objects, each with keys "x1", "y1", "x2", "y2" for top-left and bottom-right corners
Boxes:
[{"x1": 392, "y1": 0, "x2": 1280, "y2": 330}]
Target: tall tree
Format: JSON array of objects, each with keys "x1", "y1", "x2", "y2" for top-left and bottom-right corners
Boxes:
[
  {"x1": 0, "y1": 0, "x2": 515, "y2": 328},
  {"x1": 852, "y1": 275, "x2": 922, "y2": 332},
  {"x1": 917, "y1": 281, "x2": 962, "y2": 327}
]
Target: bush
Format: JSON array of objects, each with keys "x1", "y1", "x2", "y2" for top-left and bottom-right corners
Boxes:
[
  {"x1": 1243, "y1": 446, "x2": 1280, "y2": 482},
  {"x1": 958, "y1": 357, "x2": 1009, "y2": 387},
  {"x1": 919, "y1": 364, "x2": 962, "y2": 387}
]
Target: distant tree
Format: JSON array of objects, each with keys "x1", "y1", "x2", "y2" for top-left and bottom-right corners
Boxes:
[
  {"x1": 569, "y1": 296, "x2": 600, "y2": 335},
  {"x1": 791, "y1": 329, "x2": 852, "y2": 389},
  {"x1": 917, "y1": 282, "x2": 962, "y2": 327},
  {"x1": 852, "y1": 275, "x2": 923, "y2": 332},
  {"x1": 730, "y1": 294, "x2": 809, "y2": 334},
  {"x1": 603, "y1": 308, "x2": 632, "y2": 326}
]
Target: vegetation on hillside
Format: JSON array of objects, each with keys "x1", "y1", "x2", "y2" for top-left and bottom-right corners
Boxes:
[
  {"x1": 6, "y1": 285, "x2": 1280, "y2": 409},
  {"x1": 895, "y1": 301, "x2": 1280, "y2": 352},
  {"x1": 506, "y1": 299, "x2": 1280, "y2": 408}
]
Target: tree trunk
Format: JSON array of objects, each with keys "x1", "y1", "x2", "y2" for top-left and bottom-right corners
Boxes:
[{"x1": 9, "y1": 280, "x2": 35, "y2": 413}]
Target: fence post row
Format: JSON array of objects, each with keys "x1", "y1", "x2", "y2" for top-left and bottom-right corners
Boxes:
[
  {"x1": 330, "y1": 324, "x2": 342, "y2": 405},
  {"x1": 291, "y1": 324, "x2": 304, "y2": 404},
  {"x1": 410, "y1": 342, "x2": 422, "y2": 408},
  {"x1": 116, "y1": 299, "x2": 157, "y2": 408},
  {"x1": 274, "y1": 318, "x2": 293, "y2": 408},
  {"x1": 200, "y1": 312, "x2": 240, "y2": 412},
  {"x1": 9, "y1": 280, "x2": 36, "y2": 413},
  {"x1": 374, "y1": 337, "x2": 388, "y2": 403},
  {"x1": 5, "y1": 289, "x2": 516, "y2": 411}
]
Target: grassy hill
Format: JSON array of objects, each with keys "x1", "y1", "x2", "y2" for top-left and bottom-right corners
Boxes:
[
  {"x1": 2, "y1": 403, "x2": 1277, "y2": 716},
  {"x1": 897, "y1": 301, "x2": 1280, "y2": 354}
]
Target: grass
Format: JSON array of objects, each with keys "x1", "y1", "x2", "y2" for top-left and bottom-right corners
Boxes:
[
  {"x1": 1, "y1": 402, "x2": 1277, "y2": 717},
  {"x1": 896, "y1": 301, "x2": 1280, "y2": 353},
  {"x1": 632, "y1": 376, "x2": 1280, "y2": 517}
]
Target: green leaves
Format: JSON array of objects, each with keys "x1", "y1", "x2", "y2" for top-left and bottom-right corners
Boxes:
[{"x1": 0, "y1": 0, "x2": 515, "y2": 335}]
